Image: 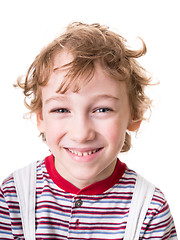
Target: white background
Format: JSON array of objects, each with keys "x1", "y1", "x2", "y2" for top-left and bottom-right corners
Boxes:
[{"x1": 0, "y1": 0, "x2": 179, "y2": 234}]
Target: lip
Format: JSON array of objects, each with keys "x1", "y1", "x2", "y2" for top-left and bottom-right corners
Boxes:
[{"x1": 64, "y1": 147, "x2": 103, "y2": 162}]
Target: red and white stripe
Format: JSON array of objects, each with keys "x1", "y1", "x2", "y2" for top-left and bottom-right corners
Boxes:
[{"x1": 0, "y1": 155, "x2": 177, "y2": 239}]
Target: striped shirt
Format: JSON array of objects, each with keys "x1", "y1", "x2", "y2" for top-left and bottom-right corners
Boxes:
[{"x1": 0, "y1": 154, "x2": 177, "y2": 239}]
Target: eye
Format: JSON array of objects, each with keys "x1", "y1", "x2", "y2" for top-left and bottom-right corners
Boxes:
[
  {"x1": 51, "y1": 108, "x2": 70, "y2": 113},
  {"x1": 95, "y1": 108, "x2": 112, "y2": 113}
]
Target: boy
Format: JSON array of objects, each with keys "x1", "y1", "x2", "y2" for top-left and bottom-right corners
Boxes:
[{"x1": 0, "y1": 22, "x2": 177, "y2": 239}]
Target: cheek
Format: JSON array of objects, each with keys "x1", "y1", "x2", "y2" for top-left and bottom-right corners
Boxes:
[
  {"x1": 102, "y1": 120, "x2": 127, "y2": 144},
  {"x1": 44, "y1": 120, "x2": 63, "y2": 145}
]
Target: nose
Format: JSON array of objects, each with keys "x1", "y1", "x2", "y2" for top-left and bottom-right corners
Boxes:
[{"x1": 69, "y1": 115, "x2": 96, "y2": 143}]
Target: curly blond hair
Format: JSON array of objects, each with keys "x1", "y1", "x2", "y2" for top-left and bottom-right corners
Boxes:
[{"x1": 16, "y1": 22, "x2": 152, "y2": 152}]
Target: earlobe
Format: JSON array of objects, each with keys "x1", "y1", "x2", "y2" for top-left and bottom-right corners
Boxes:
[
  {"x1": 127, "y1": 120, "x2": 142, "y2": 132},
  {"x1": 36, "y1": 111, "x2": 45, "y2": 133}
]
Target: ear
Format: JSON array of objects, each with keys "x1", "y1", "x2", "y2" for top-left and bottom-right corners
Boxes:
[
  {"x1": 36, "y1": 111, "x2": 45, "y2": 133},
  {"x1": 127, "y1": 119, "x2": 142, "y2": 132}
]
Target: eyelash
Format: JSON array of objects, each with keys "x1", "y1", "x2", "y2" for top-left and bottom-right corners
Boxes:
[
  {"x1": 94, "y1": 108, "x2": 112, "y2": 113},
  {"x1": 51, "y1": 107, "x2": 113, "y2": 114},
  {"x1": 51, "y1": 108, "x2": 70, "y2": 113}
]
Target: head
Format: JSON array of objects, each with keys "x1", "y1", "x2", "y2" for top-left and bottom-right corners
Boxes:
[
  {"x1": 17, "y1": 22, "x2": 152, "y2": 188},
  {"x1": 17, "y1": 22, "x2": 151, "y2": 153}
]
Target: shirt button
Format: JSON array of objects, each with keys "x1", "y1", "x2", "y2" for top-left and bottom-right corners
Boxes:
[{"x1": 75, "y1": 199, "x2": 83, "y2": 208}]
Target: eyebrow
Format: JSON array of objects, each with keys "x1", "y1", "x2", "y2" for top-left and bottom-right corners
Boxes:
[
  {"x1": 45, "y1": 96, "x2": 68, "y2": 104},
  {"x1": 93, "y1": 94, "x2": 120, "y2": 101},
  {"x1": 45, "y1": 94, "x2": 120, "y2": 104}
]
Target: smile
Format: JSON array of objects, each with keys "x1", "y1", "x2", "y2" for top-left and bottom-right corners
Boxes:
[{"x1": 67, "y1": 148, "x2": 102, "y2": 157}]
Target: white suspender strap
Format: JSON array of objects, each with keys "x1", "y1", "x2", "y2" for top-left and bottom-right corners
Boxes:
[
  {"x1": 13, "y1": 162, "x2": 37, "y2": 240},
  {"x1": 124, "y1": 174, "x2": 155, "y2": 240},
  {"x1": 13, "y1": 163, "x2": 154, "y2": 240}
]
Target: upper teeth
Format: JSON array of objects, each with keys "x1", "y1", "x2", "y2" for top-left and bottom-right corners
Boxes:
[{"x1": 68, "y1": 149, "x2": 98, "y2": 156}]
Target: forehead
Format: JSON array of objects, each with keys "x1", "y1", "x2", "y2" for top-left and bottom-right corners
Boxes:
[
  {"x1": 43, "y1": 50, "x2": 128, "y2": 100},
  {"x1": 53, "y1": 50, "x2": 74, "y2": 70}
]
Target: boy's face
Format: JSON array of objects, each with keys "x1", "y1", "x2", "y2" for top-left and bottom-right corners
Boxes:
[{"x1": 37, "y1": 50, "x2": 140, "y2": 189}]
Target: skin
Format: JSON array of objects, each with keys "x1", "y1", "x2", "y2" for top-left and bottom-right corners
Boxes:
[{"x1": 37, "y1": 50, "x2": 141, "y2": 189}]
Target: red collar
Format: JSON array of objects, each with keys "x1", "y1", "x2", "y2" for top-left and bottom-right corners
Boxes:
[{"x1": 45, "y1": 154, "x2": 126, "y2": 195}]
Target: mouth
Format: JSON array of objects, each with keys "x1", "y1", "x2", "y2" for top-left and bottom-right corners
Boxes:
[{"x1": 65, "y1": 148, "x2": 103, "y2": 157}]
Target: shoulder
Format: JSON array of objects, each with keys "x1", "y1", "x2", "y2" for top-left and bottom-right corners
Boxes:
[
  {"x1": 0, "y1": 173, "x2": 15, "y2": 196},
  {"x1": 144, "y1": 187, "x2": 177, "y2": 237},
  {"x1": 0, "y1": 160, "x2": 45, "y2": 195},
  {"x1": 122, "y1": 167, "x2": 169, "y2": 211},
  {"x1": 124, "y1": 168, "x2": 177, "y2": 237},
  {"x1": 149, "y1": 186, "x2": 171, "y2": 219}
]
